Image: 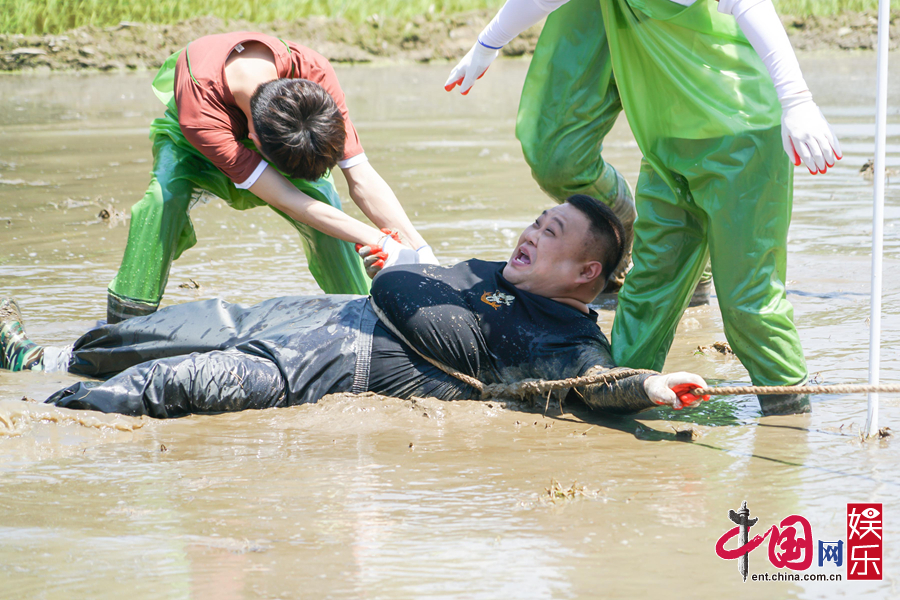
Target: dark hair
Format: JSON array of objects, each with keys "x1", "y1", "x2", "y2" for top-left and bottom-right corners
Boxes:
[
  {"x1": 565, "y1": 194, "x2": 625, "y2": 285},
  {"x1": 250, "y1": 79, "x2": 345, "y2": 181}
]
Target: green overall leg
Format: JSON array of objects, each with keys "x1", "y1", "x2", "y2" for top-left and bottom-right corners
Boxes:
[
  {"x1": 612, "y1": 128, "x2": 808, "y2": 409},
  {"x1": 107, "y1": 112, "x2": 368, "y2": 323},
  {"x1": 516, "y1": 0, "x2": 635, "y2": 290},
  {"x1": 107, "y1": 132, "x2": 199, "y2": 322}
]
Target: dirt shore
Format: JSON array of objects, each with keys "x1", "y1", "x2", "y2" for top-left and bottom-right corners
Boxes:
[{"x1": 0, "y1": 10, "x2": 897, "y2": 73}]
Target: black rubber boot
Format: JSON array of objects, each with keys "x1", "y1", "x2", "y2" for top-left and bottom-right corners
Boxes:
[
  {"x1": 757, "y1": 392, "x2": 811, "y2": 416},
  {"x1": 688, "y1": 277, "x2": 713, "y2": 307},
  {"x1": 107, "y1": 292, "x2": 158, "y2": 324}
]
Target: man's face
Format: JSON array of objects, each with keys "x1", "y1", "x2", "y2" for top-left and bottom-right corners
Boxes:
[{"x1": 502, "y1": 203, "x2": 595, "y2": 298}]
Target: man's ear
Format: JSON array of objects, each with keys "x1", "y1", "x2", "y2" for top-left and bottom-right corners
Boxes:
[
  {"x1": 577, "y1": 261, "x2": 604, "y2": 285},
  {"x1": 248, "y1": 131, "x2": 260, "y2": 146}
]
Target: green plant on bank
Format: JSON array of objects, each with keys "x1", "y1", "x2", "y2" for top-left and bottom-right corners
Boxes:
[
  {"x1": 0, "y1": 0, "x2": 891, "y2": 36},
  {"x1": 0, "y1": 0, "x2": 497, "y2": 35}
]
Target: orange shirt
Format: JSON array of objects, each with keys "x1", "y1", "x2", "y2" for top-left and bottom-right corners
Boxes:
[{"x1": 174, "y1": 32, "x2": 365, "y2": 186}]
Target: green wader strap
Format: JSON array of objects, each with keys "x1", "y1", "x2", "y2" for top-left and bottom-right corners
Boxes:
[
  {"x1": 278, "y1": 38, "x2": 296, "y2": 78},
  {"x1": 152, "y1": 50, "x2": 181, "y2": 112}
]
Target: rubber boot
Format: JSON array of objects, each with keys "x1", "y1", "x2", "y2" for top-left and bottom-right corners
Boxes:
[
  {"x1": 0, "y1": 298, "x2": 43, "y2": 371},
  {"x1": 107, "y1": 291, "x2": 158, "y2": 325},
  {"x1": 757, "y1": 392, "x2": 811, "y2": 416},
  {"x1": 689, "y1": 266, "x2": 714, "y2": 307}
]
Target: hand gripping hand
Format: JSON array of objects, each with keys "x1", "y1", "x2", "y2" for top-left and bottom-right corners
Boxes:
[
  {"x1": 356, "y1": 243, "x2": 388, "y2": 279},
  {"x1": 356, "y1": 229, "x2": 418, "y2": 279},
  {"x1": 643, "y1": 372, "x2": 710, "y2": 411},
  {"x1": 781, "y1": 92, "x2": 842, "y2": 175},
  {"x1": 444, "y1": 42, "x2": 499, "y2": 95}
]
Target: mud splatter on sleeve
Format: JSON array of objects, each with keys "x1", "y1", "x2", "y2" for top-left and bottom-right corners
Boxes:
[{"x1": 572, "y1": 366, "x2": 657, "y2": 415}]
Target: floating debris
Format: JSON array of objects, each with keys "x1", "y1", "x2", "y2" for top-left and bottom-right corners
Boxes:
[
  {"x1": 542, "y1": 479, "x2": 599, "y2": 504},
  {"x1": 178, "y1": 279, "x2": 200, "y2": 290},
  {"x1": 859, "y1": 158, "x2": 900, "y2": 180},
  {"x1": 697, "y1": 341, "x2": 735, "y2": 357},
  {"x1": 672, "y1": 426, "x2": 702, "y2": 441}
]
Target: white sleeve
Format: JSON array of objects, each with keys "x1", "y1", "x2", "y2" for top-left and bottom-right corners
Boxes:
[
  {"x1": 337, "y1": 152, "x2": 368, "y2": 170},
  {"x1": 234, "y1": 159, "x2": 269, "y2": 190},
  {"x1": 478, "y1": 0, "x2": 571, "y2": 49},
  {"x1": 720, "y1": 0, "x2": 808, "y2": 99},
  {"x1": 717, "y1": 0, "x2": 767, "y2": 18}
]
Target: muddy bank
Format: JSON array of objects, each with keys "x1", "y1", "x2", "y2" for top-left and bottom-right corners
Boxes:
[{"x1": 0, "y1": 10, "x2": 897, "y2": 73}]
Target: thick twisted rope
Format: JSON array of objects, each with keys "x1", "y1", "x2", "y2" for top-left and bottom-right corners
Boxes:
[
  {"x1": 485, "y1": 379, "x2": 900, "y2": 400},
  {"x1": 688, "y1": 383, "x2": 900, "y2": 397}
]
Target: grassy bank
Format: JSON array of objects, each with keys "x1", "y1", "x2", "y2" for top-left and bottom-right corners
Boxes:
[
  {"x1": 0, "y1": 0, "x2": 888, "y2": 36},
  {"x1": 1, "y1": 1, "x2": 494, "y2": 35}
]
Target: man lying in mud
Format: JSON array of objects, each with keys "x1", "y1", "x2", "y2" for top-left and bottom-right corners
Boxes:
[{"x1": 1, "y1": 195, "x2": 710, "y2": 418}]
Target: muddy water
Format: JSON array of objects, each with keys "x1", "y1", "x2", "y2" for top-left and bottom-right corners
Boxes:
[{"x1": 1, "y1": 54, "x2": 899, "y2": 598}]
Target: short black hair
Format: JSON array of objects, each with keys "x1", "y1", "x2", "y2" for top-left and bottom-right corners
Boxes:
[
  {"x1": 565, "y1": 194, "x2": 625, "y2": 285},
  {"x1": 250, "y1": 79, "x2": 345, "y2": 181}
]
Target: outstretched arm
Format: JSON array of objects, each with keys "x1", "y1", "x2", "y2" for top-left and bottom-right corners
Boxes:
[
  {"x1": 578, "y1": 366, "x2": 708, "y2": 415},
  {"x1": 531, "y1": 0, "x2": 839, "y2": 174},
  {"x1": 715, "y1": 0, "x2": 841, "y2": 174},
  {"x1": 249, "y1": 165, "x2": 384, "y2": 247},
  {"x1": 342, "y1": 161, "x2": 433, "y2": 255},
  {"x1": 445, "y1": 0, "x2": 570, "y2": 94}
]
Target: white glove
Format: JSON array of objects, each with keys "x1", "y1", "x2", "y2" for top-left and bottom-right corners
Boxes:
[
  {"x1": 380, "y1": 234, "x2": 418, "y2": 269},
  {"x1": 780, "y1": 92, "x2": 842, "y2": 175},
  {"x1": 416, "y1": 244, "x2": 440, "y2": 265},
  {"x1": 643, "y1": 372, "x2": 709, "y2": 410},
  {"x1": 444, "y1": 42, "x2": 499, "y2": 95}
]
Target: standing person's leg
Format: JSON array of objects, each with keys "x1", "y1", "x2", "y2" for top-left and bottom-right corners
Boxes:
[
  {"x1": 516, "y1": 0, "x2": 635, "y2": 290},
  {"x1": 685, "y1": 128, "x2": 808, "y2": 414},
  {"x1": 611, "y1": 160, "x2": 709, "y2": 370},
  {"x1": 46, "y1": 349, "x2": 287, "y2": 418},
  {"x1": 107, "y1": 131, "x2": 206, "y2": 323}
]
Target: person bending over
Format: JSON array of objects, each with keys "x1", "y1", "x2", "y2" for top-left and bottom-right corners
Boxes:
[
  {"x1": 106, "y1": 31, "x2": 435, "y2": 324},
  {"x1": 2, "y1": 196, "x2": 713, "y2": 418}
]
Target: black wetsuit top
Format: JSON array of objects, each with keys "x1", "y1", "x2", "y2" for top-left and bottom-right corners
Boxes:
[{"x1": 367, "y1": 259, "x2": 625, "y2": 401}]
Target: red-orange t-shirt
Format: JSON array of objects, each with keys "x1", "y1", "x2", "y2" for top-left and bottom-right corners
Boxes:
[{"x1": 174, "y1": 32, "x2": 365, "y2": 187}]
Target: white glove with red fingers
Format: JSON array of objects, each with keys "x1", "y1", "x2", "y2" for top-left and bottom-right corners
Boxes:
[
  {"x1": 444, "y1": 42, "x2": 499, "y2": 95},
  {"x1": 356, "y1": 230, "x2": 438, "y2": 279},
  {"x1": 720, "y1": 0, "x2": 842, "y2": 174},
  {"x1": 643, "y1": 372, "x2": 710, "y2": 411},
  {"x1": 780, "y1": 92, "x2": 842, "y2": 174}
]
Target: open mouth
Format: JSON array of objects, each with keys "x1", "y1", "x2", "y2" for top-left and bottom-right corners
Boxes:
[{"x1": 511, "y1": 246, "x2": 532, "y2": 267}]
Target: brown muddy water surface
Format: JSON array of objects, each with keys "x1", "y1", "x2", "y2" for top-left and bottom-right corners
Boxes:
[{"x1": 1, "y1": 55, "x2": 899, "y2": 598}]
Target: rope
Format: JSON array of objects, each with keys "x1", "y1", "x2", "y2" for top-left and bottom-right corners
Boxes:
[
  {"x1": 481, "y1": 369, "x2": 657, "y2": 399},
  {"x1": 689, "y1": 383, "x2": 900, "y2": 397},
  {"x1": 370, "y1": 301, "x2": 485, "y2": 391},
  {"x1": 369, "y1": 301, "x2": 900, "y2": 400}
]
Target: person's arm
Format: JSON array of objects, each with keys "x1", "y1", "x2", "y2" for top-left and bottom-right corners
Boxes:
[
  {"x1": 716, "y1": 0, "x2": 841, "y2": 174},
  {"x1": 577, "y1": 366, "x2": 709, "y2": 415},
  {"x1": 445, "y1": 0, "x2": 570, "y2": 94},
  {"x1": 341, "y1": 161, "x2": 429, "y2": 251},
  {"x1": 249, "y1": 166, "x2": 384, "y2": 247}
]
